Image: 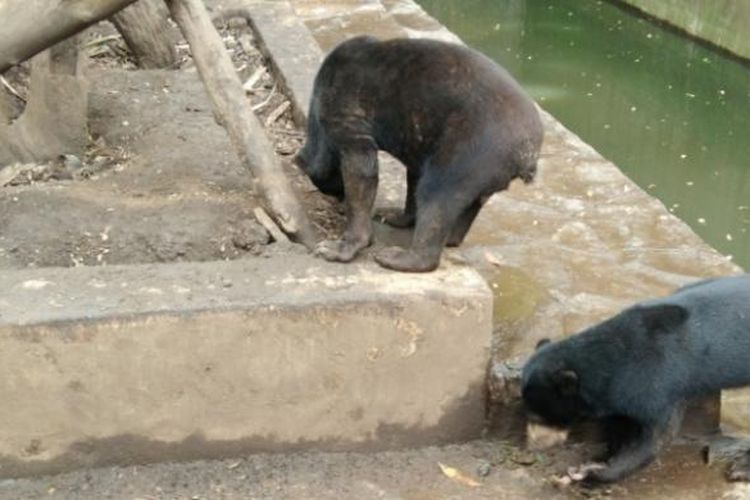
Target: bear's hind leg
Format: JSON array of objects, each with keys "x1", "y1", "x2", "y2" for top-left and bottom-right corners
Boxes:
[
  {"x1": 374, "y1": 189, "x2": 470, "y2": 272},
  {"x1": 446, "y1": 198, "x2": 484, "y2": 247},
  {"x1": 377, "y1": 168, "x2": 418, "y2": 228}
]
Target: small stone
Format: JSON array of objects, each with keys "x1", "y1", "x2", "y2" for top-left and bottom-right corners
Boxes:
[
  {"x1": 60, "y1": 154, "x2": 83, "y2": 170},
  {"x1": 227, "y1": 17, "x2": 248, "y2": 29},
  {"x1": 476, "y1": 460, "x2": 492, "y2": 477},
  {"x1": 232, "y1": 218, "x2": 270, "y2": 250},
  {"x1": 275, "y1": 142, "x2": 295, "y2": 155},
  {"x1": 510, "y1": 449, "x2": 538, "y2": 466}
]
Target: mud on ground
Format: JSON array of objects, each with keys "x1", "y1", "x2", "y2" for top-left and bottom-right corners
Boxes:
[{"x1": 0, "y1": 17, "x2": 343, "y2": 269}]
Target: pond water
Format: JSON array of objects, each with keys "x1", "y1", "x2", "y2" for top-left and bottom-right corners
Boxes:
[{"x1": 419, "y1": 0, "x2": 750, "y2": 269}]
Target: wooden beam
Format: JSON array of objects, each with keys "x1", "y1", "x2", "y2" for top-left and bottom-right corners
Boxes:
[{"x1": 166, "y1": 0, "x2": 317, "y2": 247}]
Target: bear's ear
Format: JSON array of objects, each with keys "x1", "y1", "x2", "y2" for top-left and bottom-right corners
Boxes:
[
  {"x1": 535, "y1": 338, "x2": 551, "y2": 350},
  {"x1": 638, "y1": 303, "x2": 689, "y2": 333},
  {"x1": 554, "y1": 369, "x2": 579, "y2": 397}
]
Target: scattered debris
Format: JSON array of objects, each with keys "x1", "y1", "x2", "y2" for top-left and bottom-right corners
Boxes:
[
  {"x1": 527, "y1": 422, "x2": 569, "y2": 450},
  {"x1": 83, "y1": 34, "x2": 123, "y2": 49},
  {"x1": 549, "y1": 474, "x2": 573, "y2": 488},
  {"x1": 438, "y1": 462, "x2": 481, "y2": 488},
  {"x1": 510, "y1": 449, "x2": 539, "y2": 466},
  {"x1": 0, "y1": 163, "x2": 29, "y2": 186},
  {"x1": 252, "y1": 84, "x2": 277, "y2": 112},
  {"x1": 476, "y1": 460, "x2": 492, "y2": 477},
  {"x1": 243, "y1": 66, "x2": 266, "y2": 93},
  {"x1": 237, "y1": 33, "x2": 256, "y2": 56},
  {"x1": 253, "y1": 207, "x2": 289, "y2": 243},
  {"x1": 265, "y1": 101, "x2": 291, "y2": 126},
  {"x1": 0, "y1": 75, "x2": 26, "y2": 103}
]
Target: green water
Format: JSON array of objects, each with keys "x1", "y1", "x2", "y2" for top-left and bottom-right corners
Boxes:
[{"x1": 420, "y1": 0, "x2": 750, "y2": 269}]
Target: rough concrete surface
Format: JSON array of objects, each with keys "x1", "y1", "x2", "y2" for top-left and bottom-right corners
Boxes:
[{"x1": 0, "y1": 255, "x2": 491, "y2": 477}]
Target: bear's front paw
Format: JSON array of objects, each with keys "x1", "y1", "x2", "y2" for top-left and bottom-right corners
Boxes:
[{"x1": 315, "y1": 239, "x2": 361, "y2": 262}]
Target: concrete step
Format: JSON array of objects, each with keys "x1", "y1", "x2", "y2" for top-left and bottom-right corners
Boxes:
[{"x1": 0, "y1": 255, "x2": 491, "y2": 478}]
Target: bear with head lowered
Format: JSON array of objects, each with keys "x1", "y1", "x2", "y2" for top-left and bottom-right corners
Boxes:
[{"x1": 522, "y1": 275, "x2": 750, "y2": 483}]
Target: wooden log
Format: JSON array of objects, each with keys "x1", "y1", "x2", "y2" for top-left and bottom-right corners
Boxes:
[
  {"x1": 0, "y1": 0, "x2": 140, "y2": 74},
  {"x1": 166, "y1": 0, "x2": 317, "y2": 247},
  {"x1": 111, "y1": 0, "x2": 177, "y2": 69}
]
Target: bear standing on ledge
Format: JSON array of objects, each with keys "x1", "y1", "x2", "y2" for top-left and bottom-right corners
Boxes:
[
  {"x1": 296, "y1": 36, "x2": 543, "y2": 272},
  {"x1": 522, "y1": 275, "x2": 750, "y2": 484}
]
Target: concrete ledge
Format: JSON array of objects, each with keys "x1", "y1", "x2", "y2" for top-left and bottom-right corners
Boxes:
[{"x1": 0, "y1": 255, "x2": 491, "y2": 477}]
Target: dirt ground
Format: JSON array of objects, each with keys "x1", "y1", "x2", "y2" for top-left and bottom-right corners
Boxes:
[
  {"x1": 0, "y1": 436, "x2": 746, "y2": 500},
  {"x1": 0, "y1": 18, "x2": 343, "y2": 270}
]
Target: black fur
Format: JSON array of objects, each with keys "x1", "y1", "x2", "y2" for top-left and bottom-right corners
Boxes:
[
  {"x1": 522, "y1": 275, "x2": 750, "y2": 483},
  {"x1": 296, "y1": 36, "x2": 543, "y2": 272}
]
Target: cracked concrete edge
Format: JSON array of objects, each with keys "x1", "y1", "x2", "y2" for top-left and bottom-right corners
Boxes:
[{"x1": 0, "y1": 255, "x2": 489, "y2": 326}]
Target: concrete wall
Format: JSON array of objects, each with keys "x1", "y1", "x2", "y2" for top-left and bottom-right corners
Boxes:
[
  {"x1": 614, "y1": 0, "x2": 750, "y2": 60},
  {"x1": 0, "y1": 257, "x2": 492, "y2": 478}
]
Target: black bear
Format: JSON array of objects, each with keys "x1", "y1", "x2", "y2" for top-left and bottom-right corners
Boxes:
[
  {"x1": 522, "y1": 275, "x2": 750, "y2": 483},
  {"x1": 295, "y1": 36, "x2": 543, "y2": 272}
]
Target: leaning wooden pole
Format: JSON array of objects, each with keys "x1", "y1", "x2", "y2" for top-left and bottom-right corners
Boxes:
[
  {"x1": 0, "y1": 0, "x2": 140, "y2": 73},
  {"x1": 166, "y1": 0, "x2": 317, "y2": 247}
]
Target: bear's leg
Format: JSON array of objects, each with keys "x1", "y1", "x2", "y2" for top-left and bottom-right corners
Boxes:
[
  {"x1": 446, "y1": 198, "x2": 484, "y2": 247},
  {"x1": 583, "y1": 408, "x2": 682, "y2": 484},
  {"x1": 594, "y1": 416, "x2": 642, "y2": 462},
  {"x1": 374, "y1": 191, "x2": 469, "y2": 272},
  {"x1": 316, "y1": 148, "x2": 378, "y2": 262},
  {"x1": 580, "y1": 404, "x2": 684, "y2": 484},
  {"x1": 582, "y1": 425, "x2": 659, "y2": 483},
  {"x1": 378, "y1": 168, "x2": 418, "y2": 228}
]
